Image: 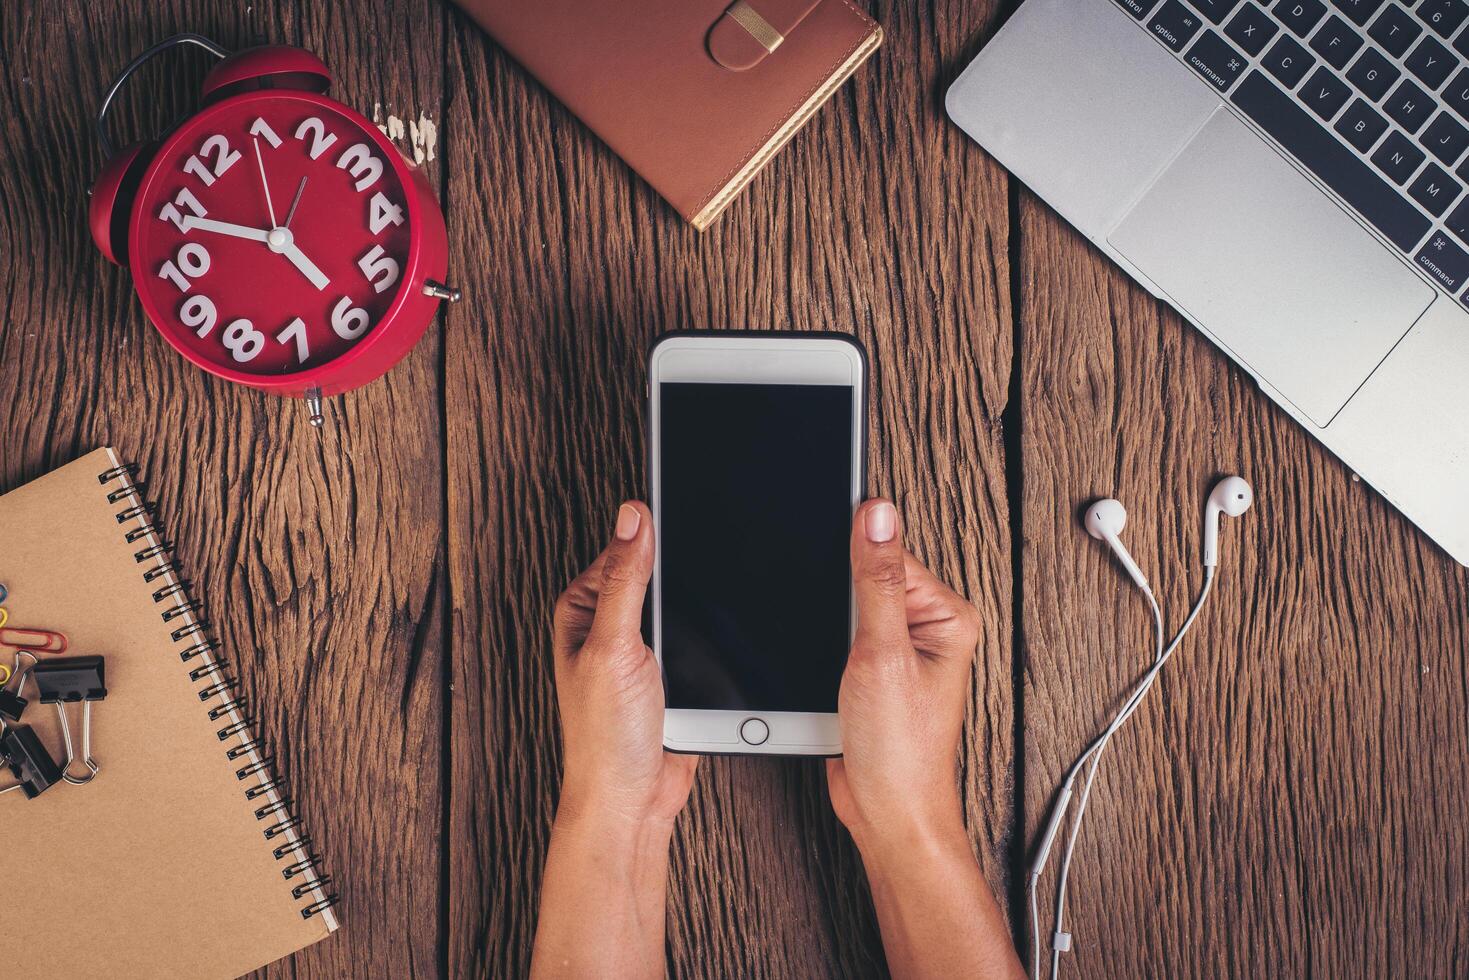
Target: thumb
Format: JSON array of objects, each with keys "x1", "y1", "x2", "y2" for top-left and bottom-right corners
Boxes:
[
  {"x1": 850, "y1": 499, "x2": 909, "y2": 655},
  {"x1": 587, "y1": 501, "x2": 654, "y2": 649}
]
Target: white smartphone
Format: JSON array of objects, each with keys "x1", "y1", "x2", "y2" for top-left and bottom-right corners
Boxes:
[{"x1": 648, "y1": 332, "x2": 866, "y2": 756}]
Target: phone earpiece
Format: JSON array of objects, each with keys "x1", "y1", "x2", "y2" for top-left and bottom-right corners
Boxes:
[
  {"x1": 1083, "y1": 498, "x2": 1149, "y2": 592},
  {"x1": 1203, "y1": 475, "x2": 1253, "y2": 567}
]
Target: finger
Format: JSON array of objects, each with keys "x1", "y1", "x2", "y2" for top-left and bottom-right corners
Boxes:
[
  {"x1": 551, "y1": 552, "x2": 607, "y2": 662},
  {"x1": 587, "y1": 500, "x2": 655, "y2": 648},
  {"x1": 901, "y1": 553, "x2": 983, "y2": 661},
  {"x1": 850, "y1": 498, "x2": 910, "y2": 655}
]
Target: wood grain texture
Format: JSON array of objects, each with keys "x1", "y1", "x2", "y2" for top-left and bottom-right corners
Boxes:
[
  {"x1": 1017, "y1": 190, "x2": 1469, "y2": 977},
  {"x1": 0, "y1": 2, "x2": 447, "y2": 978},
  {"x1": 6, "y1": 0, "x2": 1468, "y2": 977},
  {"x1": 441, "y1": 1, "x2": 1014, "y2": 976}
]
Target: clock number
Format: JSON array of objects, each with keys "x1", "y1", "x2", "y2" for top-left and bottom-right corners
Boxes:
[
  {"x1": 294, "y1": 117, "x2": 338, "y2": 160},
  {"x1": 276, "y1": 317, "x2": 311, "y2": 364},
  {"x1": 357, "y1": 244, "x2": 400, "y2": 294},
  {"x1": 336, "y1": 143, "x2": 382, "y2": 192},
  {"x1": 331, "y1": 297, "x2": 371, "y2": 341},
  {"x1": 369, "y1": 192, "x2": 404, "y2": 235},
  {"x1": 221, "y1": 318, "x2": 265, "y2": 363},
  {"x1": 158, "y1": 242, "x2": 211, "y2": 292},
  {"x1": 249, "y1": 117, "x2": 283, "y2": 149},
  {"x1": 179, "y1": 295, "x2": 218, "y2": 338},
  {"x1": 158, "y1": 187, "x2": 208, "y2": 232},
  {"x1": 182, "y1": 134, "x2": 242, "y2": 186}
]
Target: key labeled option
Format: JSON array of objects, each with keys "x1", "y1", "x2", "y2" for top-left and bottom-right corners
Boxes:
[{"x1": 1151, "y1": 0, "x2": 1206, "y2": 50}]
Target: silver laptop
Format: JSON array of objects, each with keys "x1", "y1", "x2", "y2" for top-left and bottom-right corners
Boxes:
[{"x1": 947, "y1": 0, "x2": 1469, "y2": 565}]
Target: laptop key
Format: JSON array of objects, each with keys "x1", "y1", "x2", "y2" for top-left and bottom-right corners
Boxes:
[
  {"x1": 1184, "y1": 0, "x2": 1244, "y2": 22},
  {"x1": 1372, "y1": 130, "x2": 1428, "y2": 182},
  {"x1": 1276, "y1": 0, "x2": 1328, "y2": 35},
  {"x1": 1384, "y1": 79, "x2": 1435, "y2": 131},
  {"x1": 1347, "y1": 48, "x2": 1400, "y2": 100},
  {"x1": 1231, "y1": 71, "x2": 1432, "y2": 250},
  {"x1": 1303, "y1": 66, "x2": 1354, "y2": 117},
  {"x1": 1186, "y1": 31, "x2": 1249, "y2": 90},
  {"x1": 1416, "y1": 0, "x2": 1469, "y2": 37},
  {"x1": 1415, "y1": 230, "x2": 1469, "y2": 288},
  {"x1": 1150, "y1": 0, "x2": 1206, "y2": 50},
  {"x1": 1408, "y1": 161, "x2": 1462, "y2": 213},
  {"x1": 1337, "y1": 97, "x2": 1391, "y2": 148},
  {"x1": 1311, "y1": 15, "x2": 1365, "y2": 67},
  {"x1": 1405, "y1": 35, "x2": 1456, "y2": 89},
  {"x1": 1369, "y1": 4, "x2": 1424, "y2": 56},
  {"x1": 1420, "y1": 111, "x2": 1469, "y2": 163},
  {"x1": 1442, "y1": 67, "x2": 1469, "y2": 121},
  {"x1": 1115, "y1": 0, "x2": 1162, "y2": 19},
  {"x1": 1226, "y1": 2, "x2": 1280, "y2": 53},
  {"x1": 1262, "y1": 34, "x2": 1317, "y2": 86},
  {"x1": 1444, "y1": 197, "x2": 1469, "y2": 242},
  {"x1": 1329, "y1": 0, "x2": 1388, "y2": 27}
]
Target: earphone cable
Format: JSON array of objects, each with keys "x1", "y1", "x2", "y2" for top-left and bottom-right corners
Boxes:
[{"x1": 1032, "y1": 568, "x2": 1217, "y2": 980}]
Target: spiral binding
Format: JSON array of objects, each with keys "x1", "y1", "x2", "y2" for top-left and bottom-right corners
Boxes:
[{"x1": 97, "y1": 462, "x2": 339, "y2": 922}]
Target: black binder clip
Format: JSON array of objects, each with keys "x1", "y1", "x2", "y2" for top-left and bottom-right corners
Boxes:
[
  {"x1": 32, "y1": 656, "x2": 107, "y2": 785},
  {"x1": 0, "y1": 724, "x2": 64, "y2": 799},
  {"x1": 0, "y1": 651, "x2": 38, "y2": 725}
]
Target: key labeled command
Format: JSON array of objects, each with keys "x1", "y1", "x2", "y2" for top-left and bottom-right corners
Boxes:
[
  {"x1": 1415, "y1": 231, "x2": 1469, "y2": 291},
  {"x1": 1187, "y1": 31, "x2": 1248, "y2": 91}
]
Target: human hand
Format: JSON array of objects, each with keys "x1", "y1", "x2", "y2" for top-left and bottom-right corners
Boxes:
[
  {"x1": 534, "y1": 502, "x2": 697, "y2": 979},
  {"x1": 551, "y1": 501, "x2": 698, "y2": 829},
  {"x1": 826, "y1": 498, "x2": 981, "y2": 858}
]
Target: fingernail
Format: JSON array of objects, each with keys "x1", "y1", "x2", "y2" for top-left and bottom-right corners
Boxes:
[
  {"x1": 614, "y1": 504, "x2": 641, "y2": 541},
  {"x1": 865, "y1": 502, "x2": 896, "y2": 543}
]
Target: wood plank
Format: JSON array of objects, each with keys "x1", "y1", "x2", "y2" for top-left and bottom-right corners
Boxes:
[
  {"x1": 1017, "y1": 195, "x2": 1469, "y2": 977},
  {"x1": 0, "y1": 3, "x2": 447, "y2": 977},
  {"x1": 441, "y1": 1, "x2": 1016, "y2": 975}
]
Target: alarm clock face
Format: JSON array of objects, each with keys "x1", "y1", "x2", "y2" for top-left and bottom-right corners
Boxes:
[{"x1": 131, "y1": 92, "x2": 417, "y2": 380}]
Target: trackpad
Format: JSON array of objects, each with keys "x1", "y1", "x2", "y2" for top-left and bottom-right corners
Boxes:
[{"x1": 1109, "y1": 109, "x2": 1433, "y2": 427}]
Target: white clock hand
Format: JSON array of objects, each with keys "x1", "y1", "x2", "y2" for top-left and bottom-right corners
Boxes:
[
  {"x1": 181, "y1": 216, "x2": 270, "y2": 242},
  {"x1": 277, "y1": 238, "x2": 331, "y2": 291},
  {"x1": 253, "y1": 137, "x2": 279, "y2": 228}
]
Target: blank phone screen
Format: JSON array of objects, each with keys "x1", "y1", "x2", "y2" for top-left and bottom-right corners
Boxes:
[{"x1": 657, "y1": 381, "x2": 853, "y2": 713}]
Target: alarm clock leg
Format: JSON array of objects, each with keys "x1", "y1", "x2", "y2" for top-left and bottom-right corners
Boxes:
[
  {"x1": 305, "y1": 386, "x2": 325, "y2": 428},
  {"x1": 422, "y1": 279, "x2": 461, "y2": 303}
]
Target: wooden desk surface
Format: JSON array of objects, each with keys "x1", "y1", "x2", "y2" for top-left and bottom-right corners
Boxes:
[{"x1": 2, "y1": 1, "x2": 1466, "y2": 977}]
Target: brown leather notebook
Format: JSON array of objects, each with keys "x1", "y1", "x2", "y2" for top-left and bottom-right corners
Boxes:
[
  {"x1": 3, "y1": 449, "x2": 337, "y2": 977},
  {"x1": 456, "y1": 0, "x2": 882, "y2": 229}
]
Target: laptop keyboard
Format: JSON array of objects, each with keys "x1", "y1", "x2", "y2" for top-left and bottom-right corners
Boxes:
[{"x1": 1115, "y1": 0, "x2": 1469, "y2": 300}]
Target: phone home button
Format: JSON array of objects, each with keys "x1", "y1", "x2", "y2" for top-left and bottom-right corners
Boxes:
[{"x1": 738, "y1": 717, "x2": 770, "y2": 746}]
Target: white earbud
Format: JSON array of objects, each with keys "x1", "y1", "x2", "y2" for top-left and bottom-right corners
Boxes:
[
  {"x1": 1203, "y1": 476, "x2": 1253, "y2": 567},
  {"x1": 1084, "y1": 498, "x2": 1149, "y2": 592}
]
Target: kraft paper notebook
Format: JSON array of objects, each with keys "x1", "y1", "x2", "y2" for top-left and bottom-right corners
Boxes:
[
  {"x1": 1, "y1": 448, "x2": 337, "y2": 978},
  {"x1": 456, "y1": 0, "x2": 883, "y2": 229}
]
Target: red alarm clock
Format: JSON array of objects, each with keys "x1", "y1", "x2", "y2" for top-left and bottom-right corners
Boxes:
[{"x1": 89, "y1": 35, "x2": 458, "y2": 426}]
